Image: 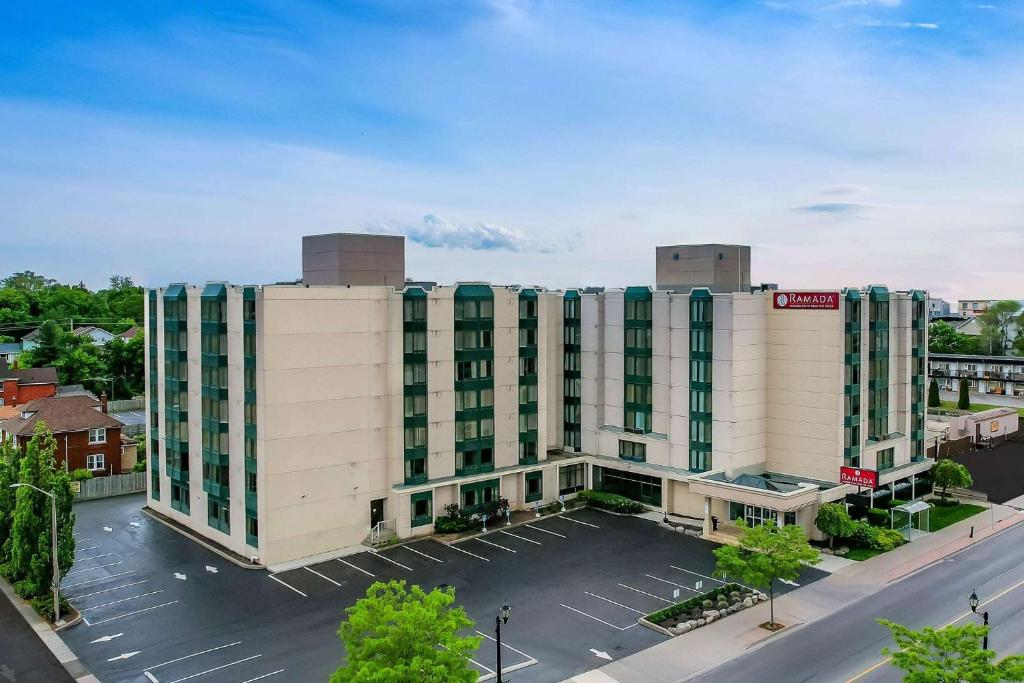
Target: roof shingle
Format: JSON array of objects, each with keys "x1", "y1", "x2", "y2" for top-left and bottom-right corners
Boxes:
[{"x1": 0, "y1": 395, "x2": 123, "y2": 437}]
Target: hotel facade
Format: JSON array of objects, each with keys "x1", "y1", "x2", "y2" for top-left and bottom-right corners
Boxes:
[{"x1": 145, "y1": 239, "x2": 931, "y2": 566}]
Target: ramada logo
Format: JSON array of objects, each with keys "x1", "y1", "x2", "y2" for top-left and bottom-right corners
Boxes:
[
  {"x1": 774, "y1": 291, "x2": 840, "y2": 310},
  {"x1": 776, "y1": 293, "x2": 789, "y2": 307}
]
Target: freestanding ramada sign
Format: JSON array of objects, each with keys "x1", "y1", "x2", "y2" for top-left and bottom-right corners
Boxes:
[
  {"x1": 839, "y1": 465, "x2": 878, "y2": 488},
  {"x1": 773, "y1": 291, "x2": 840, "y2": 310}
]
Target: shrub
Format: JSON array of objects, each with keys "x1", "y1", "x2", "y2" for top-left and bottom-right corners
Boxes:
[
  {"x1": 873, "y1": 528, "x2": 906, "y2": 552},
  {"x1": 848, "y1": 505, "x2": 869, "y2": 521},
  {"x1": 30, "y1": 595, "x2": 72, "y2": 623},
  {"x1": 884, "y1": 499, "x2": 908, "y2": 509},
  {"x1": 433, "y1": 516, "x2": 482, "y2": 534},
  {"x1": 442, "y1": 503, "x2": 462, "y2": 520},
  {"x1": 132, "y1": 460, "x2": 147, "y2": 473},
  {"x1": 867, "y1": 508, "x2": 891, "y2": 527},
  {"x1": 71, "y1": 468, "x2": 93, "y2": 481},
  {"x1": 13, "y1": 579, "x2": 37, "y2": 599},
  {"x1": 647, "y1": 583, "x2": 743, "y2": 624},
  {"x1": 0, "y1": 562, "x2": 14, "y2": 581},
  {"x1": 844, "y1": 520, "x2": 906, "y2": 552},
  {"x1": 576, "y1": 490, "x2": 644, "y2": 514}
]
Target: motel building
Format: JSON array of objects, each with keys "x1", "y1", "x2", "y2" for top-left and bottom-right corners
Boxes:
[{"x1": 144, "y1": 237, "x2": 932, "y2": 566}]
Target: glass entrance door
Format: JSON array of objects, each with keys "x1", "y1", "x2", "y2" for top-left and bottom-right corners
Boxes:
[{"x1": 744, "y1": 504, "x2": 776, "y2": 527}]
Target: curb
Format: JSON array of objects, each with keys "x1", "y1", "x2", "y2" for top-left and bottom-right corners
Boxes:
[
  {"x1": 142, "y1": 507, "x2": 262, "y2": 570},
  {"x1": 0, "y1": 576, "x2": 99, "y2": 682}
]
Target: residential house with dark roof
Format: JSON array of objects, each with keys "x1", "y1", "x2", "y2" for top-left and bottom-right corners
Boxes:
[
  {"x1": 0, "y1": 342, "x2": 20, "y2": 365},
  {"x1": 70, "y1": 325, "x2": 115, "y2": 346},
  {"x1": 0, "y1": 395, "x2": 126, "y2": 476},
  {"x1": 118, "y1": 326, "x2": 141, "y2": 341},
  {"x1": 0, "y1": 360, "x2": 58, "y2": 407}
]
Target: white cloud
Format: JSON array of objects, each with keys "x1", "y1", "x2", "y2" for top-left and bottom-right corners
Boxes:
[
  {"x1": 854, "y1": 18, "x2": 939, "y2": 28},
  {"x1": 368, "y1": 214, "x2": 535, "y2": 252}
]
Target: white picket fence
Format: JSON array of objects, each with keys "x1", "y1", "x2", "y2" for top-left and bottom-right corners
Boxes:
[{"x1": 75, "y1": 472, "x2": 146, "y2": 500}]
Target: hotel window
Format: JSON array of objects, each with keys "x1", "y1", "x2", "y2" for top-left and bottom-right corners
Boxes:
[
  {"x1": 519, "y1": 384, "x2": 538, "y2": 404},
  {"x1": 411, "y1": 492, "x2": 433, "y2": 527},
  {"x1": 525, "y1": 471, "x2": 543, "y2": 503},
  {"x1": 86, "y1": 453, "x2": 105, "y2": 471},
  {"x1": 876, "y1": 447, "x2": 894, "y2": 471},
  {"x1": 520, "y1": 357, "x2": 537, "y2": 376},
  {"x1": 88, "y1": 427, "x2": 106, "y2": 444},
  {"x1": 619, "y1": 439, "x2": 646, "y2": 463},
  {"x1": 559, "y1": 463, "x2": 585, "y2": 494}
]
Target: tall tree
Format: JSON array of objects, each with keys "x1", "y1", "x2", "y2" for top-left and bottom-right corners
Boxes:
[
  {"x1": 23, "y1": 320, "x2": 64, "y2": 368},
  {"x1": 976, "y1": 300, "x2": 1020, "y2": 355},
  {"x1": 713, "y1": 520, "x2": 820, "y2": 627},
  {"x1": 928, "y1": 321, "x2": 971, "y2": 355},
  {"x1": 814, "y1": 502, "x2": 853, "y2": 550},
  {"x1": 1, "y1": 271, "x2": 56, "y2": 292},
  {"x1": 957, "y1": 378, "x2": 971, "y2": 410},
  {"x1": 0, "y1": 438, "x2": 23, "y2": 564},
  {"x1": 928, "y1": 379, "x2": 941, "y2": 408},
  {"x1": 933, "y1": 459, "x2": 973, "y2": 502},
  {"x1": 103, "y1": 333, "x2": 145, "y2": 399},
  {"x1": 879, "y1": 619, "x2": 1024, "y2": 683},
  {"x1": 331, "y1": 580, "x2": 480, "y2": 683}
]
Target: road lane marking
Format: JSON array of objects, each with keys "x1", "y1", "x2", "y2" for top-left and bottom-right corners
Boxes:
[
  {"x1": 65, "y1": 561, "x2": 124, "y2": 577},
  {"x1": 370, "y1": 550, "x2": 414, "y2": 571},
  {"x1": 475, "y1": 538, "x2": 516, "y2": 553},
  {"x1": 241, "y1": 671, "x2": 285, "y2": 683},
  {"x1": 167, "y1": 654, "x2": 262, "y2": 683},
  {"x1": 525, "y1": 524, "x2": 566, "y2": 538},
  {"x1": 63, "y1": 570, "x2": 134, "y2": 589},
  {"x1": 618, "y1": 583, "x2": 673, "y2": 604},
  {"x1": 586, "y1": 591, "x2": 645, "y2": 614},
  {"x1": 80, "y1": 590, "x2": 165, "y2": 612},
  {"x1": 75, "y1": 553, "x2": 115, "y2": 563},
  {"x1": 500, "y1": 530, "x2": 541, "y2": 545},
  {"x1": 142, "y1": 641, "x2": 242, "y2": 671},
  {"x1": 268, "y1": 574, "x2": 307, "y2": 598},
  {"x1": 646, "y1": 574, "x2": 699, "y2": 592},
  {"x1": 560, "y1": 603, "x2": 638, "y2": 631},
  {"x1": 303, "y1": 566, "x2": 342, "y2": 587},
  {"x1": 88, "y1": 600, "x2": 179, "y2": 626},
  {"x1": 337, "y1": 558, "x2": 375, "y2": 577},
  {"x1": 845, "y1": 577, "x2": 1024, "y2": 683},
  {"x1": 75, "y1": 581, "x2": 149, "y2": 600},
  {"x1": 401, "y1": 545, "x2": 444, "y2": 563},
  {"x1": 447, "y1": 544, "x2": 490, "y2": 562}
]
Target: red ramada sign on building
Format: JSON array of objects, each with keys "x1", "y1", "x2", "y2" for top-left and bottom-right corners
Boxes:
[
  {"x1": 840, "y1": 466, "x2": 878, "y2": 488},
  {"x1": 773, "y1": 291, "x2": 840, "y2": 310}
]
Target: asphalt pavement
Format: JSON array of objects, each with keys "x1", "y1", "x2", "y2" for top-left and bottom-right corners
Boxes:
[
  {"x1": 691, "y1": 521, "x2": 1024, "y2": 682},
  {"x1": 0, "y1": 580, "x2": 76, "y2": 683}
]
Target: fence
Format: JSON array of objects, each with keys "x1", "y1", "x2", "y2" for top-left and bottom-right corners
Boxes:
[
  {"x1": 75, "y1": 471, "x2": 146, "y2": 500},
  {"x1": 108, "y1": 398, "x2": 145, "y2": 412}
]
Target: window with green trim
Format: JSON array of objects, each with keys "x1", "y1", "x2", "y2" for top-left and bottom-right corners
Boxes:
[
  {"x1": 411, "y1": 491, "x2": 433, "y2": 527},
  {"x1": 844, "y1": 290, "x2": 863, "y2": 467},
  {"x1": 688, "y1": 290, "x2": 713, "y2": 472},
  {"x1": 404, "y1": 288, "x2": 429, "y2": 484},
  {"x1": 867, "y1": 287, "x2": 890, "y2": 441},
  {"x1": 619, "y1": 439, "x2": 646, "y2": 462},
  {"x1": 563, "y1": 291, "x2": 582, "y2": 451},
  {"x1": 559, "y1": 463, "x2": 585, "y2": 494},
  {"x1": 525, "y1": 471, "x2": 543, "y2": 503},
  {"x1": 876, "y1": 447, "x2": 894, "y2": 471},
  {"x1": 624, "y1": 287, "x2": 653, "y2": 435},
  {"x1": 207, "y1": 496, "x2": 230, "y2": 534},
  {"x1": 461, "y1": 479, "x2": 499, "y2": 514}
]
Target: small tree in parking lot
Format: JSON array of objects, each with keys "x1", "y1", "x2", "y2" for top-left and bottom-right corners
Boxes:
[
  {"x1": 713, "y1": 520, "x2": 820, "y2": 628},
  {"x1": 815, "y1": 503, "x2": 853, "y2": 550}
]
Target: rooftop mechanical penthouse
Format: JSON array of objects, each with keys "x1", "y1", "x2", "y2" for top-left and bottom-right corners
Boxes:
[{"x1": 144, "y1": 237, "x2": 930, "y2": 566}]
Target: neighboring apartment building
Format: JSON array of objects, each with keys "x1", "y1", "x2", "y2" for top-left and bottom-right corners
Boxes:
[
  {"x1": 928, "y1": 298, "x2": 950, "y2": 319},
  {"x1": 0, "y1": 395, "x2": 126, "y2": 475},
  {"x1": 145, "y1": 237, "x2": 930, "y2": 566},
  {"x1": 929, "y1": 353, "x2": 1024, "y2": 398},
  {"x1": 0, "y1": 361, "x2": 58, "y2": 407}
]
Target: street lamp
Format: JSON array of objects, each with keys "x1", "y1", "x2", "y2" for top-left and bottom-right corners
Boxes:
[
  {"x1": 9, "y1": 483, "x2": 60, "y2": 623},
  {"x1": 495, "y1": 600, "x2": 511, "y2": 682},
  {"x1": 969, "y1": 589, "x2": 989, "y2": 649}
]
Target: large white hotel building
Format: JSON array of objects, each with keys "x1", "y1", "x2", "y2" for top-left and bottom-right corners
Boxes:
[{"x1": 145, "y1": 236, "x2": 931, "y2": 566}]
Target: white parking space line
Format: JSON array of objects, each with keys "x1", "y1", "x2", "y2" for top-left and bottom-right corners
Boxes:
[
  {"x1": 499, "y1": 530, "x2": 541, "y2": 545},
  {"x1": 370, "y1": 550, "x2": 414, "y2": 571},
  {"x1": 240, "y1": 671, "x2": 285, "y2": 683},
  {"x1": 525, "y1": 524, "x2": 566, "y2": 538},
  {"x1": 401, "y1": 545, "x2": 444, "y2": 563},
  {"x1": 585, "y1": 591, "x2": 645, "y2": 614},
  {"x1": 89, "y1": 600, "x2": 179, "y2": 626},
  {"x1": 559, "y1": 603, "x2": 638, "y2": 631},
  {"x1": 76, "y1": 546, "x2": 100, "y2": 553},
  {"x1": 439, "y1": 643, "x2": 494, "y2": 677},
  {"x1": 63, "y1": 570, "x2": 134, "y2": 589},
  {"x1": 268, "y1": 574, "x2": 307, "y2": 598},
  {"x1": 80, "y1": 590, "x2": 165, "y2": 612},
  {"x1": 142, "y1": 641, "x2": 242, "y2": 672},
  {"x1": 75, "y1": 553, "x2": 115, "y2": 563},
  {"x1": 475, "y1": 630, "x2": 537, "y2": 661},
  {"x1": 446, "y1": 544, "x2": 490, "y2": 562},
  {"x1": 558, "y1": 516, "x2": 599, "y2": 529},
  {"x1": 618, "y1": 583, "x2": 672, "y2": 604},
  {"x1": 75, "y1": 580, "x2": 149, "y2": 600},
  {"x1": 475, "y1": 538, "x2": 516, "y2": 553},
  {"x1": 167, "y1": 654, "x2": 262, "y2": 683},
  {"x1": 337, "y1": 558, "x2": 375, "y2": 577},
  {"x1": 646, "y1": 574, "x2": 699, "y2": 593},
  {"x1": 474, "y1": 631, "x2": 539, "y2": 681},
  {"x1": 65, "y1": 561, "x2": 124, "y2": 577},
  {"x1": 669, "y1": 565, "x2": 729, "y2": 586},
  {"x1": 303, "y1": 566, "x2": 342, "y2": 587}
]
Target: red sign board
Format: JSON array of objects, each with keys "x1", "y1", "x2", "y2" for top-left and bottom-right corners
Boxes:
[
  {"x1": 773, "y1": 291, "x2": 840, "y2": 310},
  {"x1": 840, "y1": 466, "x2": 878, "y2": 488}
]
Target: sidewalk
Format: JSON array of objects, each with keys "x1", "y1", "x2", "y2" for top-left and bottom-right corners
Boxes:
[{"x1": 564, "y1": 502, "x2": 1023, "y2": 683}]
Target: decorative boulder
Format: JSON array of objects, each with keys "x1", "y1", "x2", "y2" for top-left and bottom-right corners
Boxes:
[
  {"x1": 719, "y1": 609, "x2": 728, "y2": 618},
  {"x1": 676, "y1": 622, "x2": 691, "y2": 634},
  {"x1": 705, "y1": 614, "x2": 715, "y2": 624},
  {"x1": 687, "y1": 620, "x2": 699, "y2": 630},
  {"x1": 697, "y1": 618, "x2": 706, "y2": 627},
  {"x1": 742, "y1": 597, "x2": 754, "y2": 608}
]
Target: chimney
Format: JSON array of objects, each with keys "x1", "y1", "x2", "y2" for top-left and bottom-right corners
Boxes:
[{"x1": 100, "y1": 391, "x2": 108, "y2": 414}]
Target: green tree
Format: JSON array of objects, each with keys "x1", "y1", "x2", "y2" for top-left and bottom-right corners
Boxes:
[
  {"x1": 136, "y1": 433, "x2": 147, "y2": 459},
  {"x1": 103, "y1": 333, "x2": 145, "y2": 399},
  {"x1": 976, "y1": 301, "x2": 1021, "y2": 355},
  {"x1": 331, "y1": 580, "x2": 480, "y2": 683},
  {"x1": 958, "y1": 379, "x2": 971, "y2": 410},
  {"x1": 879, "y1": 619, "x2": 1024, "y2": 683},
  {"x1": 928, "y1": 379, "x2": 941, "y2": 409},
  {"x1": 21, "y1": 320, "x2": 64, "y2": 368},
  {"x1": 1, "y1": 271, "x2": 56, "y2": 292},
  {"x1": 0, "y1": 438, "x2": 23, "y2": 563},
  {"x1": 929, "y1": 321, "x2": 971, "y2": 355},
  {"x1": 932, "y1": 459, "x2": 973, "y2": 502},
  {"x1": 814, "y1": 502, "x2": 853, "y2": 550},
  {"x1": 713, "y1": 520, "x2": 820, "y2": 627},
  {"x1": 0, "y1": 288, "x2": 30, "y2": 326}
]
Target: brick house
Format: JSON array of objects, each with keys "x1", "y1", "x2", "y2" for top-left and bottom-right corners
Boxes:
[
  {"x1": 0, "y1": 395, "x2": 126, "y2": 476},
  {"x1": 0, "y1": 360, "x2": 58, "y2": 407}
]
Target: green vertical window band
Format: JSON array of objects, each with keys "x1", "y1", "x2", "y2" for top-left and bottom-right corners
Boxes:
[
  {"x1": 162, "y1": 284, "x2": 190, "y2": 511},
  {"x1": 843, "y1": 289, "x2": 863, "y2": 468},
  {"x1": 910, "y1": 290, "x2": 927, "y2": 461},
  {"x1": 563, "y1": 290, "x2": 582, "y2": 452},
  {"x1": 148, "y1": 289, "x2": 161, "y2": 500},
  {"x1": 868, "y1": 286, "x2": 890, "y2": 442},
  {"x1": 519, "y1": 288, "x2": 539, "y2": 464},
  {"x1": 688, "y1": 289, "x2": 713, "y2": 472},
  {"x1": 624, "y1": 287, "x2": 653, "y2": 435},
  {"x1": 454, "y1": 285, "x2": 495, "y2": 476},
  {"x1": 243, "y1": 287, "x2": 258, "y2": 546},
  {"x1": 403, "y1": 288, "x2": 429, "y2": 483},
  {"x1": 200, "y1": 284, "x2": 230, "y2": 532}
]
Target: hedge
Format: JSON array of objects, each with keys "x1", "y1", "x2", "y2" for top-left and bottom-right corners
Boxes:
[
  {"x1": 433, "y1": 516, "x2": 482, "y2": 534},
  {"x1": 866, "y1": 508, "x2": 891, "y2": 527},
  {"x1": 646, "y1": 583, "x2": 744, "y2": 624},
  {"x1": 576, "y1": 490, "x2": 644, "y2": 514}
]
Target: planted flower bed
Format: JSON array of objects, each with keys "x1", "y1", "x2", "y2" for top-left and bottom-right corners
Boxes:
[{"x1": 640, "y1": 583, "x2": 768, "y2": 636}]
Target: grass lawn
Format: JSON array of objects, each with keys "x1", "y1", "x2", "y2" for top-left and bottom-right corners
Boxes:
[
  {"x1": 936, "y1": 400, "x2": 1024, "y2": 418},
  {"x1": 927, "y1": 502, "x2": 986, "y2": 531},
  {"x1": 845, "y1": 547, "x2": 885, "y2": 561}
]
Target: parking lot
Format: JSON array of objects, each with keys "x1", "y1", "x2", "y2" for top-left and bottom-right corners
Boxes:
[{"x1": 60, "y1": 494, "x2": 826, "y2": 682}]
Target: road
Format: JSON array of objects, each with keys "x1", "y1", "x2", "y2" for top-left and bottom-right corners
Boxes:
[
  {"x1": 0, "y1": 581, "x2": 76, "y2": 683},
  {"x1": 692, "y1": 522, "x2": 1024, "y2": 682},
  {"x1": 938, "y1": 390, "x2": 1024, "y2": 410}
]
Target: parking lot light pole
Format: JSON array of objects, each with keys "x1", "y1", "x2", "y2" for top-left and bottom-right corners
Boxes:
[
  {"x1": 10, "y1": 483, "x2": 60, "y2": 622},
  {"x1": 969, "y1": 589, "x2": 989, "y2": 649},
  {"x1": 495, "y1": 600, "x2": 510, "y2": 683}
]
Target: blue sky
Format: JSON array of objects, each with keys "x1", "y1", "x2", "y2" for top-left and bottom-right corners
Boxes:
[{"x1": 1, "y1": 1, "x2": 1022, "y2": 301}]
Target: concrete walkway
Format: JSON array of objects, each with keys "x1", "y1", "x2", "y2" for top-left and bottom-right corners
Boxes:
[{"x1": 563, "y1": 502, "x2": 1023, "y2": 683}]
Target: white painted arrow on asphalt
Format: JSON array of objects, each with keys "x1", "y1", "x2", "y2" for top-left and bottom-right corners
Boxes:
[
  {"x1": 205, "y1": 565, "x2": 218, "y2": 574},
  {"x1": 103, "y1": 526, "x2": 112, "y2": 532},
  {"x1": 779, "y1": 579, "x2": 800, "y2": 587},
  {"x1": 174, "y1": 572, "x2": 187, "y2": 581},
  {"x1": 590, "y1": 648, "x2": 613, "y2": 661},
  {"x1": 107, "y1": 651, "x2": 141, "y2": 662},
  {"x1": 130, "y1": 521, "x2": 140, "y2": 527},
  {"x1": 90, "y1": 633, "x2": 124, "y2": 644}
]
